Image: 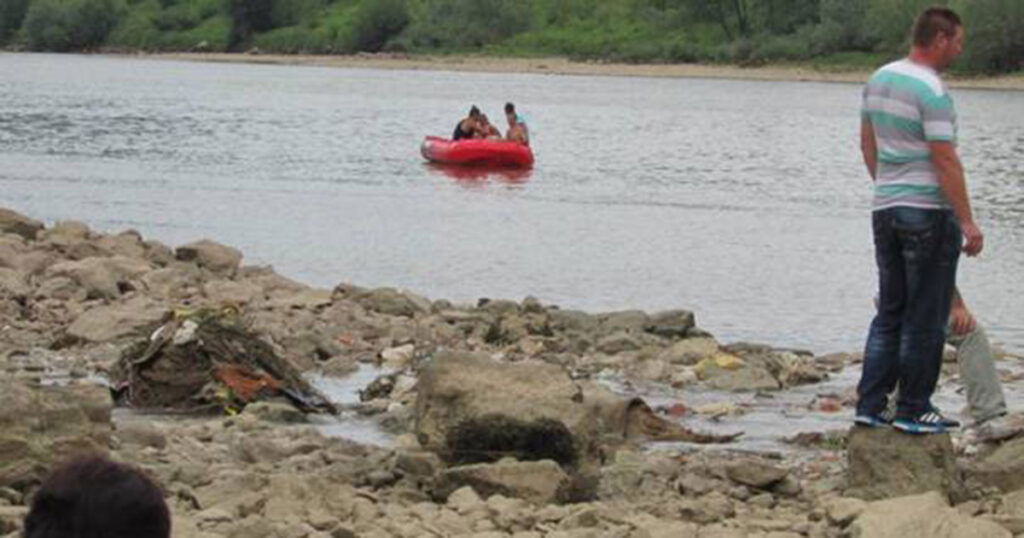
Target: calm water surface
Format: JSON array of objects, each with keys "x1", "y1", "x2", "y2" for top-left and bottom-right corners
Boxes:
[{"x1": 2, "y1": 53, "x2": 1022, "y2": 354}]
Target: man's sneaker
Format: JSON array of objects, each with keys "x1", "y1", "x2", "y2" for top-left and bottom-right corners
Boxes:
[
  {"x1": 893, "y1": 409, "x2": 960, "y2": 434},
  {"x1": 854, "y1": 412, "x2": 892, "y2": 428}
]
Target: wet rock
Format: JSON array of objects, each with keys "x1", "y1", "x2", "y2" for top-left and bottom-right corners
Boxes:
[
  {"x1": 0, "y1": 208, "x2": 43, "y2": 240},
  {"x1": 46, "y1": 256, "x2": 153, "y2": 299},
  {"x1": 726, "y1": 459, "x2": 789, "y2": 489},
  {"x1": 849, "y1": 491, "x2": 1010, "y2": 538},
  {"x1": 175, "y1": 240, "x2": 243, "y2": 277},
  {"x1": 644, "y1": 309, "x2": 695, "y2": 339},
  {"x1": 846, "y1": 426, "x2": 963, "y2": 501},
  {"x1": 357, "y1": 288, "x2": 427, "y2": 317},
  {"x1": 66, "y1": 296, "x2": 167, "y2": 343},
  {"x1": 0, "y1": 380, "x2": 111, "y2": 491},
  {"x1": 696, "y1": 354, "x2": 779, "y2": 392},
  {"x1": 243, "y1": 401, "x2": 308, "y2": 423},
  {"x1": 657, "y1": 336, "x2": 720, "y2": 365},
  {"x1": 965, "y1": 437, "x2": 1024, "y2": 493},
  {"x1": 439, "y1": 459, "x2": 571, "y2": 506},
  {"x1": 598, "y1": 310, "x2": 649, "y2": 333}
]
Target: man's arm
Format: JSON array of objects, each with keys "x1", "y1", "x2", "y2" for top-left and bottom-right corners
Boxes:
[
  {"x1": 930, "y1": 141, "x2": 983, "y2": 256},
  {"x1": 860, "y1": 118, "x2": 877, "y2": 181}
]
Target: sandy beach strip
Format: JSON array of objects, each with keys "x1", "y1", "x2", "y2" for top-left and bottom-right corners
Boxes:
[{"x1": 143, "y1": 52, "x2": 1024, "y2": 90}]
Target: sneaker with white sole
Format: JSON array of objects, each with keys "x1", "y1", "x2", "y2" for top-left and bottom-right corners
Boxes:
[
  {"x1": 893, "y1": 409, "x2": 960, "y2": 434},
  {"x1": 854, "y1": 412, "x2": 893, "y2": 428}
]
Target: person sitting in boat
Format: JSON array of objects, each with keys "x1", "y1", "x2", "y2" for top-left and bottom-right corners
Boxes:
[
  {"x1": 476, "y1": 114, "x2": 502, "y2": 140},
  {"x1": 453, "y1": 106, "x2": 482, "y2": 141},
  {"x1": 504, "y1": 102, "x2": 529, "y2": 146}
]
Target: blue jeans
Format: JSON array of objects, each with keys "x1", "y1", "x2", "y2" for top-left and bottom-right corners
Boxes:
[{"x1": 856, "y1": 207, "x2": 961, "y2": 419}]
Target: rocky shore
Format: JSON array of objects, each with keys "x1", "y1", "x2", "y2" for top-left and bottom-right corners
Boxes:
[{"x1": 3, "y1": 205, "x2": 1024, "y2": 538}]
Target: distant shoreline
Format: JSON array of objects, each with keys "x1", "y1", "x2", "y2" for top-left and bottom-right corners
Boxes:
[{"x1": 133, "y1": 52, "x2": 1024, "y2": 91}]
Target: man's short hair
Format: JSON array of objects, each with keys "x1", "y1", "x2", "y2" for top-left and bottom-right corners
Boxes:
[
  {"x1": 469, "y1": 105, "x2": 480, "y2": 117},
  {"x1": 912, "y1": 6, "x2": 962, "y2": 47},
  {"x1": 24, "y1": 456, "x2": 171, "y2": 538},
  {"x1": 504, "y1": 102, "x2": 515, "y2": 114}
]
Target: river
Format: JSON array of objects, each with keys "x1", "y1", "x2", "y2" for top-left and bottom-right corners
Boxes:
[{"x1": 2, "y1": 52, "x2": 1022, "y2": 355}]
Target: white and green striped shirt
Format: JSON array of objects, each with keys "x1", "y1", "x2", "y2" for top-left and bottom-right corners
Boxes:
[{"x1": 862, "y1": 59, "x2": 958, "y2": 211}]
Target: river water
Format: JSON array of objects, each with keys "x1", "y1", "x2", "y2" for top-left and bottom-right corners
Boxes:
[{"x1": 2, "y1": 52, "x2": 1022, "y2": 356}]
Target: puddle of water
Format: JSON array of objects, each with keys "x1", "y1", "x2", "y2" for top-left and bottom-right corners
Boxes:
[
  {"x1": 603, "y1": 356, "x2": 1024, "y2": 454},
  {"x1": 305, "y1": 364, "x2": 398, "y2": 447}
]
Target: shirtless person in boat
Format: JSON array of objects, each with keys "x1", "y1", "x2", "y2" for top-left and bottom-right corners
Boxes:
[
  {"x1": 476, "y1": 114, "x2": 502, "y2": 139},
  {"x1": 504, "y1": 102, "x2": 529, "y2": 146},
  {"x1": 453, "y1": 106, "x2": 481, "y2": 141}
]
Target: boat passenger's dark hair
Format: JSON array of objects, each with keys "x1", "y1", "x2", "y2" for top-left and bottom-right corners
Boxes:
[
  {"x1": 504, "y1": 102, "x2": 515, "y2": 114},
  {"x1": 23, "y1": 456, "x2": 171, "y2": 538},
  {"x1": 912, "y1": 6, "x2": 961, "y2": 47},
  {"x1": 469, "y1": 105, "x2": 480, "y2": 117}
]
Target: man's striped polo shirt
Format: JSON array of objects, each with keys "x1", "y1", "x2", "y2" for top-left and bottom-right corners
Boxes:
[{"x1": 862, "y1": 58, "x2": 958, "y2": 211}]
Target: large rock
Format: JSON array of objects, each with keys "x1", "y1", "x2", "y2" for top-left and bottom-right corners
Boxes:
[
  {"x1": 66, "y1": 296, "x2": 168, "y2": 342},
  {"x1": 439, "y1": 459, "x2": 571, "y2": 505},
  {"x1": 725, "y1": 459, "x2": 789, "y2": 489},
  {"x1": 45, "y1": 256, "x2": 153, "y2": 299},
  {"x1": 175, "y1": 239, "x2": 243, "y2": 276},
  {"x1": 415, "y1": 352, "x2": 594, "y2": 467},
  {"x1": 695, "y1": 354, "x2": 780, "y2": 392},
  {"x1": 0, "y1": 208, "x2": 43, "y2": 240},
  {"x1": 0, "y1": 380, "x2": 112, "y2": 491},
  {"x1": 849, "y1": 491, "x2": 1010, "y2": 538},
  {"x1": 965, "y1": 436, "x2": 1024, "y2": 493},
  {"x1": 644, "y1": 309, "x2": 695, "y2": 338},
  {"x1": 846, "y1": 426, "x2": 963, "y2": 501},
  {"x1": 356, "y1": 287, "x2": 428, "y2": 317}
]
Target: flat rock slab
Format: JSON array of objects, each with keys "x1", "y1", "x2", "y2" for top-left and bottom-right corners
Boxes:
[{"x1": 845, "y1": 426, "x2": 964, "y2": 501}]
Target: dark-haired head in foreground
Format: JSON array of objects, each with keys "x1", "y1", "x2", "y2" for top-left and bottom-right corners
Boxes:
[{"x1": 23, "y1": 456, "x2": 171, "y2": 538}]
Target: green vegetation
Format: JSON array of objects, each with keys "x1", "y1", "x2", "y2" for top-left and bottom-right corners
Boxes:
[{"x1": 2, "y1": 0, "x2": 1021, "y2": 75}]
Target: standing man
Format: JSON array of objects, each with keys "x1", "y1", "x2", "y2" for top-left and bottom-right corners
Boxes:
[{"x1": 855, "y1": 7, "x2": 984, "y2": 434}]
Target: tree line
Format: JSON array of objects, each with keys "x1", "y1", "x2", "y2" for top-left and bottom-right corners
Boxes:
[{"x1": 0, "y1": 0, "x2": 1020, "y2": 74}]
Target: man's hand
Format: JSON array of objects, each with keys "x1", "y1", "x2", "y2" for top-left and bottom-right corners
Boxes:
[
  {"x1": 961, "y1": 220, "x2": 984, "y2": 257},
  {"x1": 950, "y1": 303, "x2": 977, "y2": 335}
]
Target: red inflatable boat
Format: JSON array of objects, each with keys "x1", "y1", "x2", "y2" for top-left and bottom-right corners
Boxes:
[{"x1": 420, "y1": 136, "x2": 534, "y2": 168}]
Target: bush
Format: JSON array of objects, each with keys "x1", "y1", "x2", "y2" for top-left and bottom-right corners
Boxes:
[
  {"x1": 0, "y1": 0, "x2": 31, "y2": 43},
  {"x1": 400, "y1": 0, "x2": 531, "y2": 50},
  {"x1": 160, "y1": 13, "x2": 228, "y2": 50},
  {"x1": 350, "y1": 0, "x2": 408, "y2": 52},
  {"x1": 253, "y1": 24, "x2": 329, "y2": 53},
  {"x1": 956, "y1": 0, "x2": 1024, "y2": 74},
  {"x1": 24, "y1": 0, "x2": 126, "y2": 51}
]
